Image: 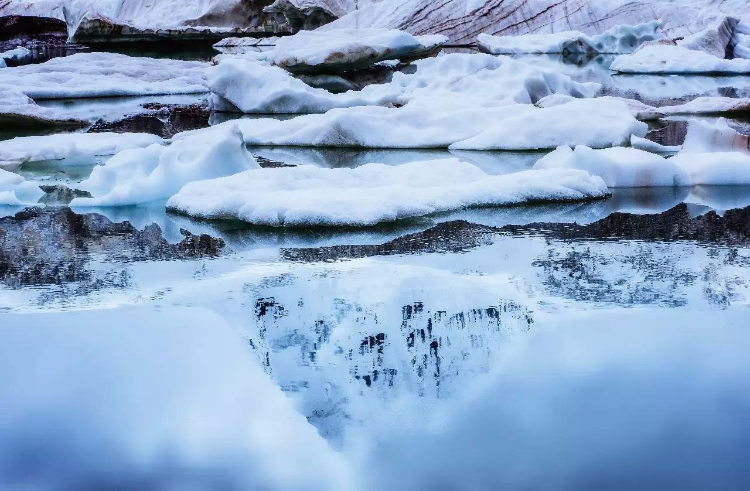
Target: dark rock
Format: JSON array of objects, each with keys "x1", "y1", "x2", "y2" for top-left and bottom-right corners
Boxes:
[{"x1": 88, "y1": 103, "x2": 211, "y2": 139}]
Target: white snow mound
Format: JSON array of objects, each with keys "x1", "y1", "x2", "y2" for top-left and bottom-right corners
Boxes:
[
  {"x1": 166, "y1": 159, "x2": 610, "y2": 226},
  {"x1": 72, "y1": 125, "x2": 258, "y2": 207}
]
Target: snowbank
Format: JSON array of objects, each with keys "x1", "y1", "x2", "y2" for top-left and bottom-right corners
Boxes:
[
  {"x1": 450, "y1": 98, "x2": 646, "y2": 150},
  {"x1": 257, "y1": 28, "x2": 447, "y2": 73},
  {"x1": 0, "y1": 90, "x2": 88, "y2": 128},
  {"x1": 0, "y1": 132, "x2": 162, "y2": 170},
  {"x1": 0, "y1": 168, "x2": 43, "y2": 205},
  {"x1": 611, "y1": 45, "x2": 750, "y2": 74},
  {"x1": 478, "y1": 21, "x2": 661, "y2": 55},
  {"x1": 0, "y1": 53, "x2": 208, "y2": 99},
  {"x1": 72, "y1": 125, "x2": 258, "y2": 207},
  {"x1": 166, "y1": 159, "x2": 609, "y2": 226},
  {"x1": 534, "y1": 146, "x2": 690, "y2": 187}
]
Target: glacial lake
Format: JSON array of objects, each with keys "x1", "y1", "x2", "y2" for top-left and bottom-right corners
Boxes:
[{"x1": 2, "y1": 53, "x2": 750, "y2": 490}]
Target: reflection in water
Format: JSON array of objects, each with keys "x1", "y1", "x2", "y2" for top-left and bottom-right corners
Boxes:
[{"x1": 0, "y1": 207, "x2": 224, "y2": 292}]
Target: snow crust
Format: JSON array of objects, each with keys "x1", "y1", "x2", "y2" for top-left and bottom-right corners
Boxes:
[
  {"x1": 0, "y1": 53, "x2": 208, "y2": 99},
  {"x1": 72, "y1": 125, "x2": 258, "y2": 207},
  {"x1": 0, "y1": 168, "x2": 43, "y2": 206},
  {"x1": 611, "y1": 45, "x2": 750, "y2": 74},
  {"x1": 255, "y1": 28, "x2": 448, "y2": 72},
  {"x1": 166, "y1": 159, "x2": 609, "y2": 226},
  {"x1": 478, "y1": 21, "x2": 662, "y2": 55},
  {"x1": 0, "y1": 132, "x2": 162, "y2": 170}
]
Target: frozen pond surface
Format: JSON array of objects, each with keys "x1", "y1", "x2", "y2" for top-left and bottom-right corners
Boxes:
[{"x1": 2, "y1": 51, "x2": 750, "y2": 490}]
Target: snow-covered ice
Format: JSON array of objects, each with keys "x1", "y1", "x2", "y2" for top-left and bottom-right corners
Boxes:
[
  {"x1": 478, "y1": 21, "x2": 662, "y2": 55},
  {"x1": 0, "y1": 168, "x2": 43, "y2": 205},
  {"x1": 536, "y1": 119, "x2": 750, "y2": 188},
  {"x1": 449, "y1": 98, "x2": 647, "y2": 150},
  {"x1": 72, "y1": 125, "x2": 258, "y2": 207},
  {"x1": 0, "y1": 132, "x2": 163, "y2": 170},
  {"x1": 611, "y1": 45, "x2": 750, "y2": 74},
  {"x1": 256, "y1": 28, "x2": 448, "y2": 73},
  {"x1": 209, "y1": 52, "x2": 598, "y2": 114},
  {"x1": 0, "y1": 53, "x2": 209, "y2": 99},
  {"x1": 166, "y1": 159, "x2": 609, "y2": 226}
]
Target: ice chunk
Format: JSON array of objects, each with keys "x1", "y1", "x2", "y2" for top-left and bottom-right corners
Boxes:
[
  {"x1": 0, "y1": 89, "x2": 88, "y2": 128},
  {"x1": 0, "y1": 132, "x2": 163, "y2": 170},
  {"x1": 534, "y1": 146, "x2": 690, "y2": 188},
  {"x1": 166, "y1": 159, "x2": 609, "y2": 226},
  {"x1": 72, "y1": 125, "x2": 258, "y2": 206},
  {"x1": 209, "y1": 53, "x2": 599, "y2": 114},
  {"x1": 678, "y1": 16, "x2": 739, "y2": 58},
  {"x1": 669, "y1": 152, "x2": 750, "y2": 186},
  {"x1": 450, "y1": 98, "x2": 647, "y2": 151},
  {"x1": 611, "y1": 45, "x2": 750, "y2": 74},
  {"x1": 258, "y1": 28, "x2": 448, "y2": 73},
  {"x1": 630, "y1": 136, "x2": 681, "y2": 153},
  {"x1": 0, "y1": 47, "x2": 32, "y2": 67},
  {"x1": 680, "y1": 118, "x2": 750, "y2": 154},
  {"x1": 478, "y1": 21, "x2": 662, "y2": 55},
  {"x1": 0, "y1": 168, "x2": 43, "y2": 205},
  {"x1": 0, "y1": 52, "x2": 208, "y2": 99}
]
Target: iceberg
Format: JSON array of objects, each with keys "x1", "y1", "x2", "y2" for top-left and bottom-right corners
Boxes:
[
  {"x1": 0, "y1": 168, "x2": 43, "y2": 205},
  {"x1": 0, "y1": 132, "x2": 163, "y2": 170},
  {"x1": 72, "y1": 125, "x2": 258, "y2": 207},
  {"x1": 680, "y1": 118, "x2": 749, "y2": 154},
  {"x1": 678, "y1": 16, "x2": 738, "y2": 59},
  {"x1": 255, "y1": 28, "x2": 448, "y2": 73},
  {"x1": 0, "y1": 52, "x2": 208, "y2": 99},
  {"x1": 0, "y1": 46, "x2": 31, "y2": 68},
  {"x1": 166, "y1": 159, "x2": 609, "y2": 226},
  {"x1": 477, "y1": 21, "x2": 662, "y2": 55},
  {"x1": 611, "y1": 45, "x2": 750, "y2": 74}
]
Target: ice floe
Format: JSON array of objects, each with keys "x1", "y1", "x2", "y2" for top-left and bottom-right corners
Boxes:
[
  {"x1": 450, "y1": 98, "x2": 647, "y2": 150},
  {"x1": 0, "y1": 168, "x2": 43, "y2": 205},
  {"x1": 536, "y1": 119, "x2": 750, "y2": 188},
  {"x1": 478, "y1": 21, "x2": 662, "y2": 55},
  {"x1": 611, "y1": 45, "x2": 750, "y2": 74},
  {"x1": 0, "y1": 52, "x2": 208, "y2": 99},
  {"x1": 0, "y1": 89, "x2": 88, "y2": 128},
  {"x1": 535, "y1": 146, "x2": 690, "y2": 188},
  {"x1": 630, "y1": 136, "x2": 681, "y2": 153},
  {"x1": 255, "y1": 28, "x2": 448, "y2": 73},
  {"x1": 166, "y1": 159, "x2": 609, "y2": 226},
  {"x1": 209, "y1": 52, "x2": 599, "y2": 114},
  {"x1": 0, "y1": 132, "x2": 163, "y2": 170},
  {"x1": 0, "y1": 46, "x2": 32, "y2": 68},
  {"x1": 72, "y1": 125, "x2": 258, "y2": 207}
]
